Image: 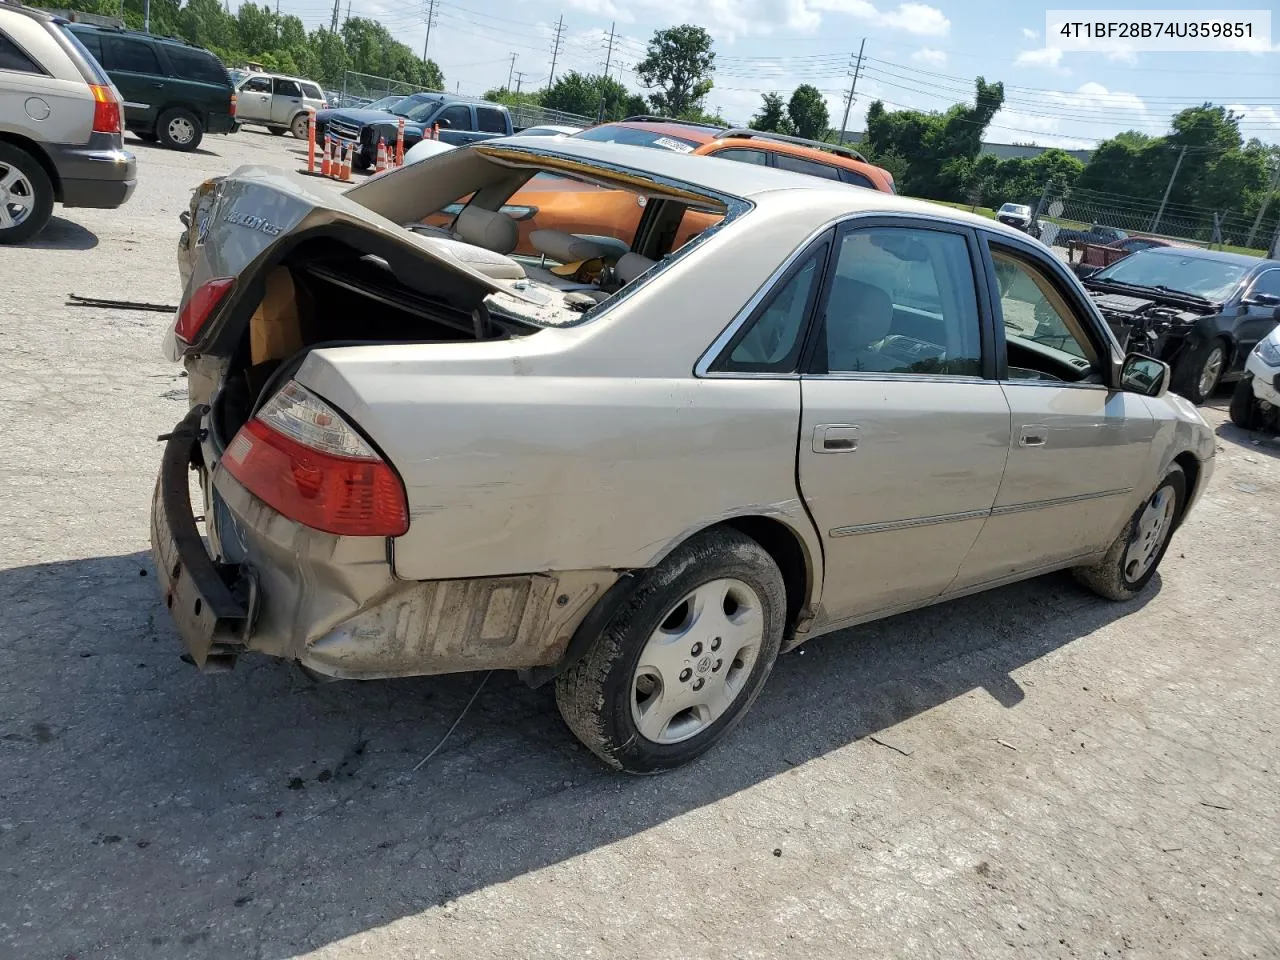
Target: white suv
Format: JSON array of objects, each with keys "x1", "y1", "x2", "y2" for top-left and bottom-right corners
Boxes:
[
  {"x1": 233, "y1": 71, "x2": 326, "y2": 139},
  {"x1": 0, "y1": 1, "x2": 135, "y2": 242}
]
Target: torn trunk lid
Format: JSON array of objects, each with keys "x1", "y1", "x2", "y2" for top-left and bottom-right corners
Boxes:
[{"x1": 166, "y1": 163, "x2": 551, "y2": 362}]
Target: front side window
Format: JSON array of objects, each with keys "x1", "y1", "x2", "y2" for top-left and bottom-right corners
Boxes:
[
  {"x1": 717, "y1": 244, "x2": 828, "y2": 373},
  {"x1": 241, "y1": 75, "x2": 271, "y2": 93},
  {"x1": 100, "y1": 36, "x2": 160, "y2": 74},
  {"x1": 822, "y1": 227, "x2": 982, "y2": 377},
  {"x1": 775, "y1": 154, "x2": 842, "y2": 181},
  {"x1": 436, "y1": 104, "x2": 472, "y2": 129},
  {"x1": 274, "y1": 77, "x2": 301, "y2": 97},
  {"x1": 711, "y1": 147, "x2": 768, "y2": 166},
  {"x1": 476, "y1": 107, "x2": 507, "y2": 133},
  {"x1": 992, "y1": 248, "x2": 1100, "y2": 378},
  {"x1": 1250, "y1": 270, "x2": 1280, "y2": 299}
]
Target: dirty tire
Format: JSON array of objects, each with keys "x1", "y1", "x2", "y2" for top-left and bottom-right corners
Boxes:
[
  {"x1": 1172, "y1": 338, "x2": 1228, "y2": 405},
  {"x1": 269, "y1": 126, "x2": 287, "y2": 136},
  {"x1": 290, "y1": 114, "x2": 310, "y2": 139},
  {"x1": 0, "y1": 143, "x2": 54, "y2": 244},
  {"x1": 1230, "y1": 375, "x2": 1261, "y2": 429},
  {"x1": 555, "y1": 528, "x2": 785, "y2": 774},
  {"x1": 157, "y1": 107, "x2": 203, "y2": 151},
  {"x1": 1073, "y1": 464, "x2": 1186, "y2": 601}
]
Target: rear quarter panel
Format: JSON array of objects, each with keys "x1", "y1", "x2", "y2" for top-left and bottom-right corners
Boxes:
[{"x1": 0, "y1": 20, "x2": 94, "y2": 143}]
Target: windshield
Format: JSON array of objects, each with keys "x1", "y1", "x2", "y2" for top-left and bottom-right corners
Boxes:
[
  {"x1": 573, "y1": 125, "x2": 703, "y2": 153},
  {"x1": 393, "y1": 95, "x2": 443, "y2": 121},
  {"x1": 1092, "y1": 251, "x2": 1247, "y2": 301},
  {"x1": 364, "y1": 95, "x2": 404, "y2": 112},
  {"x1": 1000, "y1": 204, "x2": 1029, "y2": 216}
]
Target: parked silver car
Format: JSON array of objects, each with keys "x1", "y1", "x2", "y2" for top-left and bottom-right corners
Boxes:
[
  {"x1": 234, "y1": 71, "x2": 325, "y2": 139},
  {"x1": 0, "y1": 1, "x2": 135, "y2": 242},
  {"x1": 154, "y1": 139, "x2": 1215, "y2": 772}
]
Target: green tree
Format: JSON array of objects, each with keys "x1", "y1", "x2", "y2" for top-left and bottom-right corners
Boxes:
[
  {"x1": 787, "y1": 84, "x2": 829, "y2": 140},
  {"x1": 539, "y1": 71, "x2": 645, "y2": 121},
  {"x1": 635, "y1": 24, "x2": 715, "y2": 118},
  {"x1": 750, "y1": 92, "x2": 795, "y2": 135}
]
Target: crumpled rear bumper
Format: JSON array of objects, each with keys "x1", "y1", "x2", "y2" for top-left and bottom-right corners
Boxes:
[{"x1": 150, "y1": 410, "x2": 618, "y2": 679}]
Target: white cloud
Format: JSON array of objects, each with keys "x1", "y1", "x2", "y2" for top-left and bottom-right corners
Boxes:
[
  {"x1": 807, "y1": 0, "x2": 951, "y2": 36},
  {"x1": 1015, "y1": 46, "x2": 1064, "y2": 68},
  {"x1": 911, "y1": 47, "x2": 947, "y2": 65},
  {"x1": 1229, "y1": 104, "x2": 1280, "y2": 144},
  {"x1": 1051, "y1": 81, "x2": 1147, "y2": 117},
  {"x1": 1021, "y1": 27, "x2": 1038, "y2": 41},
  {"x1": 1106, "y1": 45, "x2": 1139, "y2": 65}
]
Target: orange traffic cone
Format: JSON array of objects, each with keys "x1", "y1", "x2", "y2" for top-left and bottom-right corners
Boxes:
[
  {"x1": 339, "y1": 141, "x2": 351, "y2": 181},
  {"x1": 375, "y1": 137, "x2": 388, "y2": 174},
  {"x1": 396, "y1": 118, "x2": 405, "y2": 165},
  {"x1": 320, "y1": 135, "x2": 332, "y2": 177}
]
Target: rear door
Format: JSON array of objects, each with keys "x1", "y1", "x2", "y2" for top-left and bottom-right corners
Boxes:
[
  {"x1": 270, "y1": 76, "x2": 302, "y2": 125},
  {"x1": 237, "y1": 74, "x2": 272, "y2": 121},
  {"x1": 95, "y1": 33, "x2": 163, "y2": 128},
  {"x1": 796, "y1": 218, "x2": 1011, "y2": 626},
  {"x1": 951, "y1": 237, "x2": 1155, "y2": 589}
]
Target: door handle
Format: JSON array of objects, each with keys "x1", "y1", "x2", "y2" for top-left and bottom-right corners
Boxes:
[
  {"x1": 1019, "y1": 424, "x2": 1048, "y2": 447},
  {"x1": 813, "y1": 424, "x2": 859, "y2": 454},
  {"x1": 151, "y1": 82, "x2": 164, "y2": 88}
]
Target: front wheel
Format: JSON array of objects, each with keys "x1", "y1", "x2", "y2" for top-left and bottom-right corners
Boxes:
[
  {"x1": 556, "y1": 528, "x2": 786, "y2": 773},
  {"x1": 1172, "y1": 338, "x2": 1228, "y2": 405},
  {"x1": 1230, "y1": 375, "x2": 1261, "y2": 429},
  {"x1": 1073, "y1": 465, "x2": 1186, "y2": 601},
  {"x1": 157, "y1": 107, "x2": 203, "y2": 151}
]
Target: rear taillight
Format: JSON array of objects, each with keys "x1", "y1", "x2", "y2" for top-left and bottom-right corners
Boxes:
[
  {"x1": 174, "y1": 277, "x2": 234, "y2": 343},
  {"x1": 221, "y1": 381, "x2": 409, "y2": 538},
  {"x1": 229, "y1": 92, "x2": 237, "y2": 117},
  {"x1": 89, "y1": 84, "x2": 121, "y2": 135}
]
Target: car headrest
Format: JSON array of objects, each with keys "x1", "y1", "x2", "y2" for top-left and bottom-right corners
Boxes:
[
  {"x1": 827, "y1": 278, "x2": 893, "y2": 349},
  {"x1": 615, "y1": 252, "x2": 656, "y2": 285},
  {"x1": 530, "y1": 229, "x2": 612, "y2": 264},
  {"x1": 454, "y1": 207, "x2": 518, "y2": 255}
]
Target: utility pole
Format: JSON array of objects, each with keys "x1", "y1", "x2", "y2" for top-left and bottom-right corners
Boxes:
[
  {"x1": 602, "y1": 21, "x2": 616, "y2": 81},
  {"x1": 143, "y1": 0, "x2": 150, "y2": 32},
  {"x1": 1150, "y1": 144, "x2": 1187, "y2": 235},
  {"x1": 837, "y1": 38, "x2": 866, "y2": 146},
  {"x1": 421, "y1": 0, "x2": 438, "y2": 63},
  {"x1": 548, "y1": 14, "x2": 565, "y2": 87},
  {"x1": 274, "y1": 0, "x2": 280, "y2": 40},
  {"x1": 513, "y1": 71, "x2": 526, "y2": 95},
  {"x1": 1246, "y1": 160, "x2": 1280, "y2": 249},
  {"x1": 329, "y1": 0, "x2": 340, "y2": 31},
  {"x1": 506, "y1": 52, "x2": 518, "y2": 93},
  {"x1": 344, "y1": 0, "x2": 351, "y2": 25}
]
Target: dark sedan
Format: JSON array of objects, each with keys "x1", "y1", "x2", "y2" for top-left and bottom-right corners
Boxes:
[{"x1": 1081, "y1": 246, "x2": 1280, "y2": 403}]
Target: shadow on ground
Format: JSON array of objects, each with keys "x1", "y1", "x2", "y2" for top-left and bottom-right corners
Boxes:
[
  {"x1": 0, "y1": 551, "x2": 1156, "y2": 958},
  {"x1": 21, "y1": 216, "x2": 98, "y2": 250},
  {"x1": 126, "y1": 137, "x2": 221, "y2": 158}
]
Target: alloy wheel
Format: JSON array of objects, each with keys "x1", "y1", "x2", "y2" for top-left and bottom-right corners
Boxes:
[
  {"x1": 0, "y1": 164, "x2": 35, "y2": 231},
  {"x1": 168, "y1": 116, "x2": 196, "y2": 145},
  {"x1": 1198, "y1": 344, "x2": 1225, "y2": 398},
  {"x1": 1124, "y1": 483, "x2": 1177, "y2": 582}
]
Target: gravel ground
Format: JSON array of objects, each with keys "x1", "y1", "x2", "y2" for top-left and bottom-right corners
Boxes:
[{"x1": 1, "y1": 130, "x2": 1278, "y2": 960}]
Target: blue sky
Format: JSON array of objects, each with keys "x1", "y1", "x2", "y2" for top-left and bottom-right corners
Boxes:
[{"x1": 282, "y1": 0, "x2": 1280, "y2": 147}]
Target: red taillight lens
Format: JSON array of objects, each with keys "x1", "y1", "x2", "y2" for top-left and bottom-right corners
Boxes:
[
  {"x1": 229, "y1": 92, "x2": 237, "y2": 117},
  {"x1": 89, "y1": 84, "x2": 121, "y2": 135},
  {"x1": 175, "y1": 277, "x2": 235, "y2": 344},
  {"x1": 221, "y1": 382, "x2": 409, "y2": 538}
]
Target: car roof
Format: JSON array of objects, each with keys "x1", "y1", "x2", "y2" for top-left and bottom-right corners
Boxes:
[
  {"x1": 1138, "y1": 245, "x2": 1275, "y2": 269},
  {"x1": 605, "y1": 120, "x2": 718, "y2": 144},
  {"x1": 485, "y1": 137, "x2": 1011, "y2": 227}
]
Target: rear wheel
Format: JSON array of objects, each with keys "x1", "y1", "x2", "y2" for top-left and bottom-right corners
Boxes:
[
  {"x1": 1172, "y1": 338, "x2": 1228, "y2": 405},
  {"x1": 1230, "y1": 375, "x2": 1261, "y2": 429},
  {"x1": 0, "y1": 143, "x2": 54, "y2": 244},
  {"x1": 1073, "y1": 465, "x2": 1186, "y2": 601},
  {"x1": 157, "y1": 107, "x2": 203, "y2": 151},
  {"x1": 555, "y1": 529, "x2": 785, "y2": 774},
  {"x1": 290, "y1": 113, "x2": 310, "y2": 139}
]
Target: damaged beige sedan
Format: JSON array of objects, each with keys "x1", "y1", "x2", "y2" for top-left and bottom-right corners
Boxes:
[{"x1": 153, "y1": 137, "x2": 1216, "y2": 772}]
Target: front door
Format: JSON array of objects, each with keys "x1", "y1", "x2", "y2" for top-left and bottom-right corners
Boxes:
[
  {"x1": 797, "y1": 220, "x2": 1011, "y2": 626},
  {"x1": 97, "y1": 34, "x2": 164, "y2": 129},
  {"x1": 1235, "y1": 268, "x2": 1280, "y2": 368},
  {"x1": 270, "y1": 77, "x2": 302, "y2": 125},
  {"x1": 953, "y1": 241, "x2": 1156, "y2": 590},
  {"x1": 236, "y1": 74, "x2": 272, "y2": 122}
]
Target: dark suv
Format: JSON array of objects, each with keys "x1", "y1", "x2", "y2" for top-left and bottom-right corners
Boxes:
[{"x1": 65, "y1": 23, "x2": 235, "y2": 151}]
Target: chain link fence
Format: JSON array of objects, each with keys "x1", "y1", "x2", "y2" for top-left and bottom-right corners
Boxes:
[
  {"x1": 336, "y1": 71, "x2": 592, "y2": 130},
  {"x1": 1033, "y1": 184, "x2": 1278, "y2": 255}
]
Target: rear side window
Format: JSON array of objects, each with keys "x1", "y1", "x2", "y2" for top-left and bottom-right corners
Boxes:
[
  {"x1": 301, "y1": 82, "x2": 322, "y2": 100},
  {"x1": 775, "y1": 154, "x2": 842, "y2": 181},
  {"x1": 274, "y1": 77, "x2": 301, "y2": 97},
  {"x1": 840, "y1": 169, "x2": 875, "y2": 189},
  {"x1": 166, "y1": 45, "x2": 228, "y2": 85},
  {"x1": 712, "y1": 148, "x2": 769, "y2": 165},
  {"x1": 0, "y1": 30, "x2": 42, "y2": 74},
  {"x1": 476, "y1": 107, "x2": 507, "y2": 133},
  {"x1": 57, "y1": 25, "x2": 110, "y2": 83},
  {"x1": 100, "y1": 36, "x2": 161, "y2": 74}
]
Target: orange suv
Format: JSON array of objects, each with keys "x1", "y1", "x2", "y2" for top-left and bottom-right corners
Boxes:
[{"x1": 425, "y1": 117, "x2": 897, "y2": 256}]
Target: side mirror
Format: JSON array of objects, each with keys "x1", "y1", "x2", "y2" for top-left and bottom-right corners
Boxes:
[
  {"x1": 1242, "y1": 292, "x2": 1280, "y2": 308},
  {"x1": 436, "y1": 117, "x2": 452, "y2": 128},
  {"x1": 1120, "y1": 353, "x2": 1171, "y2": 397}
]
